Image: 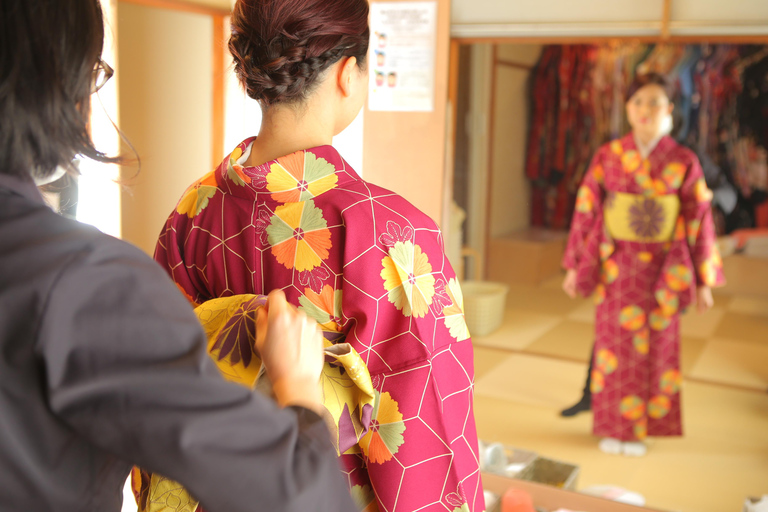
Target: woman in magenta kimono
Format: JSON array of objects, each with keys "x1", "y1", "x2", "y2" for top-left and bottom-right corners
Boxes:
[
  {"x1": 562, "y1": 73, "x2": 725, "y2": 456},
  {"x1": 152, "y1": 0, "x2": 483, "y2": 510}
]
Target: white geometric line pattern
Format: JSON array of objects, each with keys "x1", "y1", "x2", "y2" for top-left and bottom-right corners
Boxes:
[{"x1": 154, "y1": 139, "x2": 484, "y2": 512}]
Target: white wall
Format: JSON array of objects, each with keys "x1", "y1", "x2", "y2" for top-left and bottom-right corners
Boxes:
[{"x1": 118, "y1": 4, "x2": 214, "y2": 255}]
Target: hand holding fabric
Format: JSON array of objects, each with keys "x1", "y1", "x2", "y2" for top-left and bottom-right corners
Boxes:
[{"x1": 256, "y1": 289, "x2": 325, "y2": 412}]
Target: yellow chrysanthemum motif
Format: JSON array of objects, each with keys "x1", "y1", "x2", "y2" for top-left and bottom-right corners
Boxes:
[
  {"x1": 575, "y1": 186, "x2": 595, "y2": 214},
  {"x1": 633, "y1": 327, "x2": 650, "y2": 355},
  {"x1": 443, "y1": 278, "x2": 470, "y2": 341},
  {"x1": 592, "y1": 164, "x2": 605, "y2": 184},
  {"x1": 599, "y1": 241, "x2": 615, "y2": 261},
  {"x1": 659, "y1": 369, "x2": 682, "y2": 395},
  {"x1": 620, "y1": 395, "x2": 646, "y2": 421},
  {"x1": 381, "y1": 241, "x2": 436, "y2": 318},
  {"x1": 685, "y1": 219, "x2": 700, "y2": 246},
  {"x1": 655, "y1": 288, "x2": 679, "y2": 317},
  {"x1": 638, "y1": 251, "x2": 654, "y2": 263},
  {"x1": 664, "y1": 264, "x2": 692, "y2": 292},
  {"x1": 648, "y1": 395, "x2": 671, "y2": 419},
  {"x1": 619, "y1": 305, "x2": 646, "y2": 332},
  {"x1": 610, "y1": 139, "x2": 624, "y2": 155},
  {"x1": 175, "y1": 171, "x2": 218, "y2": 218},
  {"x1": 674, "y1": 215, "x2": 686, "y2": 241},
  {"x1": 700, "y1": 246, "x2": 723, "y2": 287},
  {"x1": 591, "y1": 370, "x2": 605, "y2": 393},
  {"x1": 594, "y1": 283, "x2": 606, "y2": 305},
  {"x1": 649, "y1": 307, "x2": 671, "y2": 331},
  {"x1": 694, "y1": 178, "x2": 713, "y2": 203},
  {"x1": 596, "y1": 349, "x2": 618, "y2": 375},
  {"x1": 601, "y1": 259, "x2": 619, "y2": 284},
  {"x1": 621, "y1": 150, "x2": 642, "y2": 173},
  {"x1": 634, "y1": 417, "x2": 648, "y2": 441},
  {"x1": 267, "y1": 151, "x2": 338, "y2": 203},
  {"x1": 662, "y1": 162, "x2": 687, "y2": 189}
]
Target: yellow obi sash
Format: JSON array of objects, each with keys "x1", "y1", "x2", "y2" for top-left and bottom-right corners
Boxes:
[
  {"x1": 604, "y1": 192, "x2": 680, "y2": 242},
  {"x1": 132, "y1": 295, "x2": 375, "y2": 512}
]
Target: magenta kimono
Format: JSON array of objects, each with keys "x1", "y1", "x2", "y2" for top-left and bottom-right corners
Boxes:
[
  {"x1": 155, "y1": 138, "x2": 484, "y2": 512},
  {"x1": 563, "y1": 134, "x2": 725, "y2": 442}
]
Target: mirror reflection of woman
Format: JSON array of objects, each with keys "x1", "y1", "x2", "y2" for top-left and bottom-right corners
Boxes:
[
  {"x1": 562, "y1": 73, "x2": 725, "y2": 456},
  {"x1": 150, "y1": 1, "x2": 483, "y2": 510}
]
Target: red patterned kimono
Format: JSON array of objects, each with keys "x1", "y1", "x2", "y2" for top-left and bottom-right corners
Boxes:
[
  {"x1": 563, "y1": 134, "x2": 725, "y2": 442},
  {"x1": 155, "y1": 138, "x2": 484, "y2": 512}
]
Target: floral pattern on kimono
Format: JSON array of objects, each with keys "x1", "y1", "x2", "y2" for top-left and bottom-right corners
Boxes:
[
  {"x1": 563, "y1": 134, "x2": 725, "y2": 442},
  {"x1": 153, "y1": 138, "x2": 484, "y2": 512}
]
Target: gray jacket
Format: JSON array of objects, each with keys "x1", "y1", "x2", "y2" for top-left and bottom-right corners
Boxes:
[{"x1": 0, "y1": 173, "x2": 355, "y2": 512}]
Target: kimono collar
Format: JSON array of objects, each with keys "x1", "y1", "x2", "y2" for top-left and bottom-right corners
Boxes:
[
  {"x1": 633, "y1": 133, "x2": 665, "y2": 159},
  {"x1": 221, "y1": 137, "x2": 361, "y2": 200},
  {"x1": 0, "y1": 172, "x2": 45, "y2": 205}
]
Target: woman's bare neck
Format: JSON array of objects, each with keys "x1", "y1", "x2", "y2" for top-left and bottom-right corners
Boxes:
[{"x1": 244, "y1": 103, "x2": 334, "y2": 167}]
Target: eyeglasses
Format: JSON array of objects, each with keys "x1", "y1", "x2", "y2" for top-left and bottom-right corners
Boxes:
[{"x1": 92, "y1": 59, "x2": 114, "y2": 93}]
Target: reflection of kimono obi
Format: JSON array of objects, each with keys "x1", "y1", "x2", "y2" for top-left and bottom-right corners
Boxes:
[
  {"x1": 604, "y1": 192, "x2": 681, "y2": 243},
  {"x1": 133, "y1": 295, "x2": 375, "y2": 512}
]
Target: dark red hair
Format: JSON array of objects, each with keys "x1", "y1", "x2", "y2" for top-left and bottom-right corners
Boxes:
[
  {"x1": 229, "y1": 0, "x2": 370, "y2": 106},
  {"x1": 626, "y1": 72, "x2": 675, "y2": 102}
]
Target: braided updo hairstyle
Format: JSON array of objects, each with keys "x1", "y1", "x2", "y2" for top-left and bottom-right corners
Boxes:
[{"x1": 229, "y1": 0, "x2": 370, "y2": 106}]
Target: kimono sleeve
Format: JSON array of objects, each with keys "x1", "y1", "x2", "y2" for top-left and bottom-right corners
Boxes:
[
  {"x1": 154, "y1": 207, "x2": 210, "y2": 305},
  {"x1": 38, "y1": 237, "x2": 356, "y2": 512},
  {"x1": 678, "y1": 155, "x2": 726, "y2": 288},
  {"x1": 339, "y1": 218, "x2": 484, "y2": 512},
  {"x1": 563, "y1": 148, "x2": 606, "y2": 270}
]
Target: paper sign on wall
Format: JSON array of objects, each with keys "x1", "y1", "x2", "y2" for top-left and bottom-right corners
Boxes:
[{"x1": 368, "y1": 1, "x2": 437, "y2": 112}]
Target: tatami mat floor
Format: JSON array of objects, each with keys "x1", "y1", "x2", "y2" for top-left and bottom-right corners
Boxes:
[{"x1": 473, "y1": 259, "x2": 768, "y2": 511}]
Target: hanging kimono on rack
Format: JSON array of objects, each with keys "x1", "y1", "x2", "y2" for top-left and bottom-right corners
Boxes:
[{"x1": 563, "y1": 134, "x2": 725, "y2": 442}]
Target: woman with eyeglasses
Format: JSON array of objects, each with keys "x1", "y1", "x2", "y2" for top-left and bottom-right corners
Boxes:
[{"x1": 0, "y1": 1, "x2": 355, "y2": 510}]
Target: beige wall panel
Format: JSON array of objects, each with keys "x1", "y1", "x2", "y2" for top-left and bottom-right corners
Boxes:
[
  {"x1": 451, "y1": 0, "x2": 660, "y2": 25},
  {"x1": 671, "y1": 0, "x2": 768, "y2": 22},
  {"x1": 489, "y1": 46, "x2": 540, "y2": 238},
  {"x1": 497, "y1": 44, "x2": 542, "y2": 65},
  {"x1": 118, "y1": 3, "x2": 213, "y2": 255},
  {"x1": 363, "y1": 0, "x2": 451, "y2": 226}
]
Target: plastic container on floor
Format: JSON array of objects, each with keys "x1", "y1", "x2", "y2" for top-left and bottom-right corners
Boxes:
[{"x1": 462, "y1": 280, "x2": 509, "y2": 337}]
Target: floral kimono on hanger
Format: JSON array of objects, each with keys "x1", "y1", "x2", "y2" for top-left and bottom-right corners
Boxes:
[
  {"x1": 142, "y1": 138, "x2": 483, "y2": 512},
  {"x1": 563, "y1": 134, "x2": 725, "y2": 442}
]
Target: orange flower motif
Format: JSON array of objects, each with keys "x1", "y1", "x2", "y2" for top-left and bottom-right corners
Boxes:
[
  {"x1": 299, "y1": 285, "x2": 343, "y2": 332},
  {"x1": 610, "y1": 140, "x2": 624, "y2": 155},
  {"x1": 621, "y1": 150, "x2": 642, "y2": 173},
  {"x1": 267, "y1": 201, "x2": 332, "y2": 271},
  {"x1": 694, "y1": 178, "x2": 713, "y2": 203},
  {"x1": 359, "y1": 391, "x2": 406, "y2": 464},
  {"x1": 176, "y1": 171, "x2": 218, "y2": 218},
  {"x1": 267, "y1": 151, "x2": 338, "y2": 203},
  {"x1": 575, "y1": 186, "x2": 595, "y2": 214}
]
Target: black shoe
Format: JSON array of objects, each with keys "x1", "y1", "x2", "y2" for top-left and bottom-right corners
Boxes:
[{"x1": 560, "y1": 397, "x2": 591, "y2": 417}]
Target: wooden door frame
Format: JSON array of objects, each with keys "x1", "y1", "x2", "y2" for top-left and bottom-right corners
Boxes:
[{"x1": 118, "y1": 0, "x2": 230, "y2": 169}]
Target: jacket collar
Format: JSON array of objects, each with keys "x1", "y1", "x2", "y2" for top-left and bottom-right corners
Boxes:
[{"x1": 0, "y1": 173, "x2": 45, "y2": 205}]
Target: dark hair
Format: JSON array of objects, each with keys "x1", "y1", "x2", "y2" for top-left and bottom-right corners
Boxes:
[
  {"x1": 229, "y1": 0, "x2": 370, "y2": 106},
  {"x1": 626, "y1": 72, "x2": 675, "y2": 103},
  {"x1": 0, "y1": 0, "x2": 119, "y2": 180}
]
